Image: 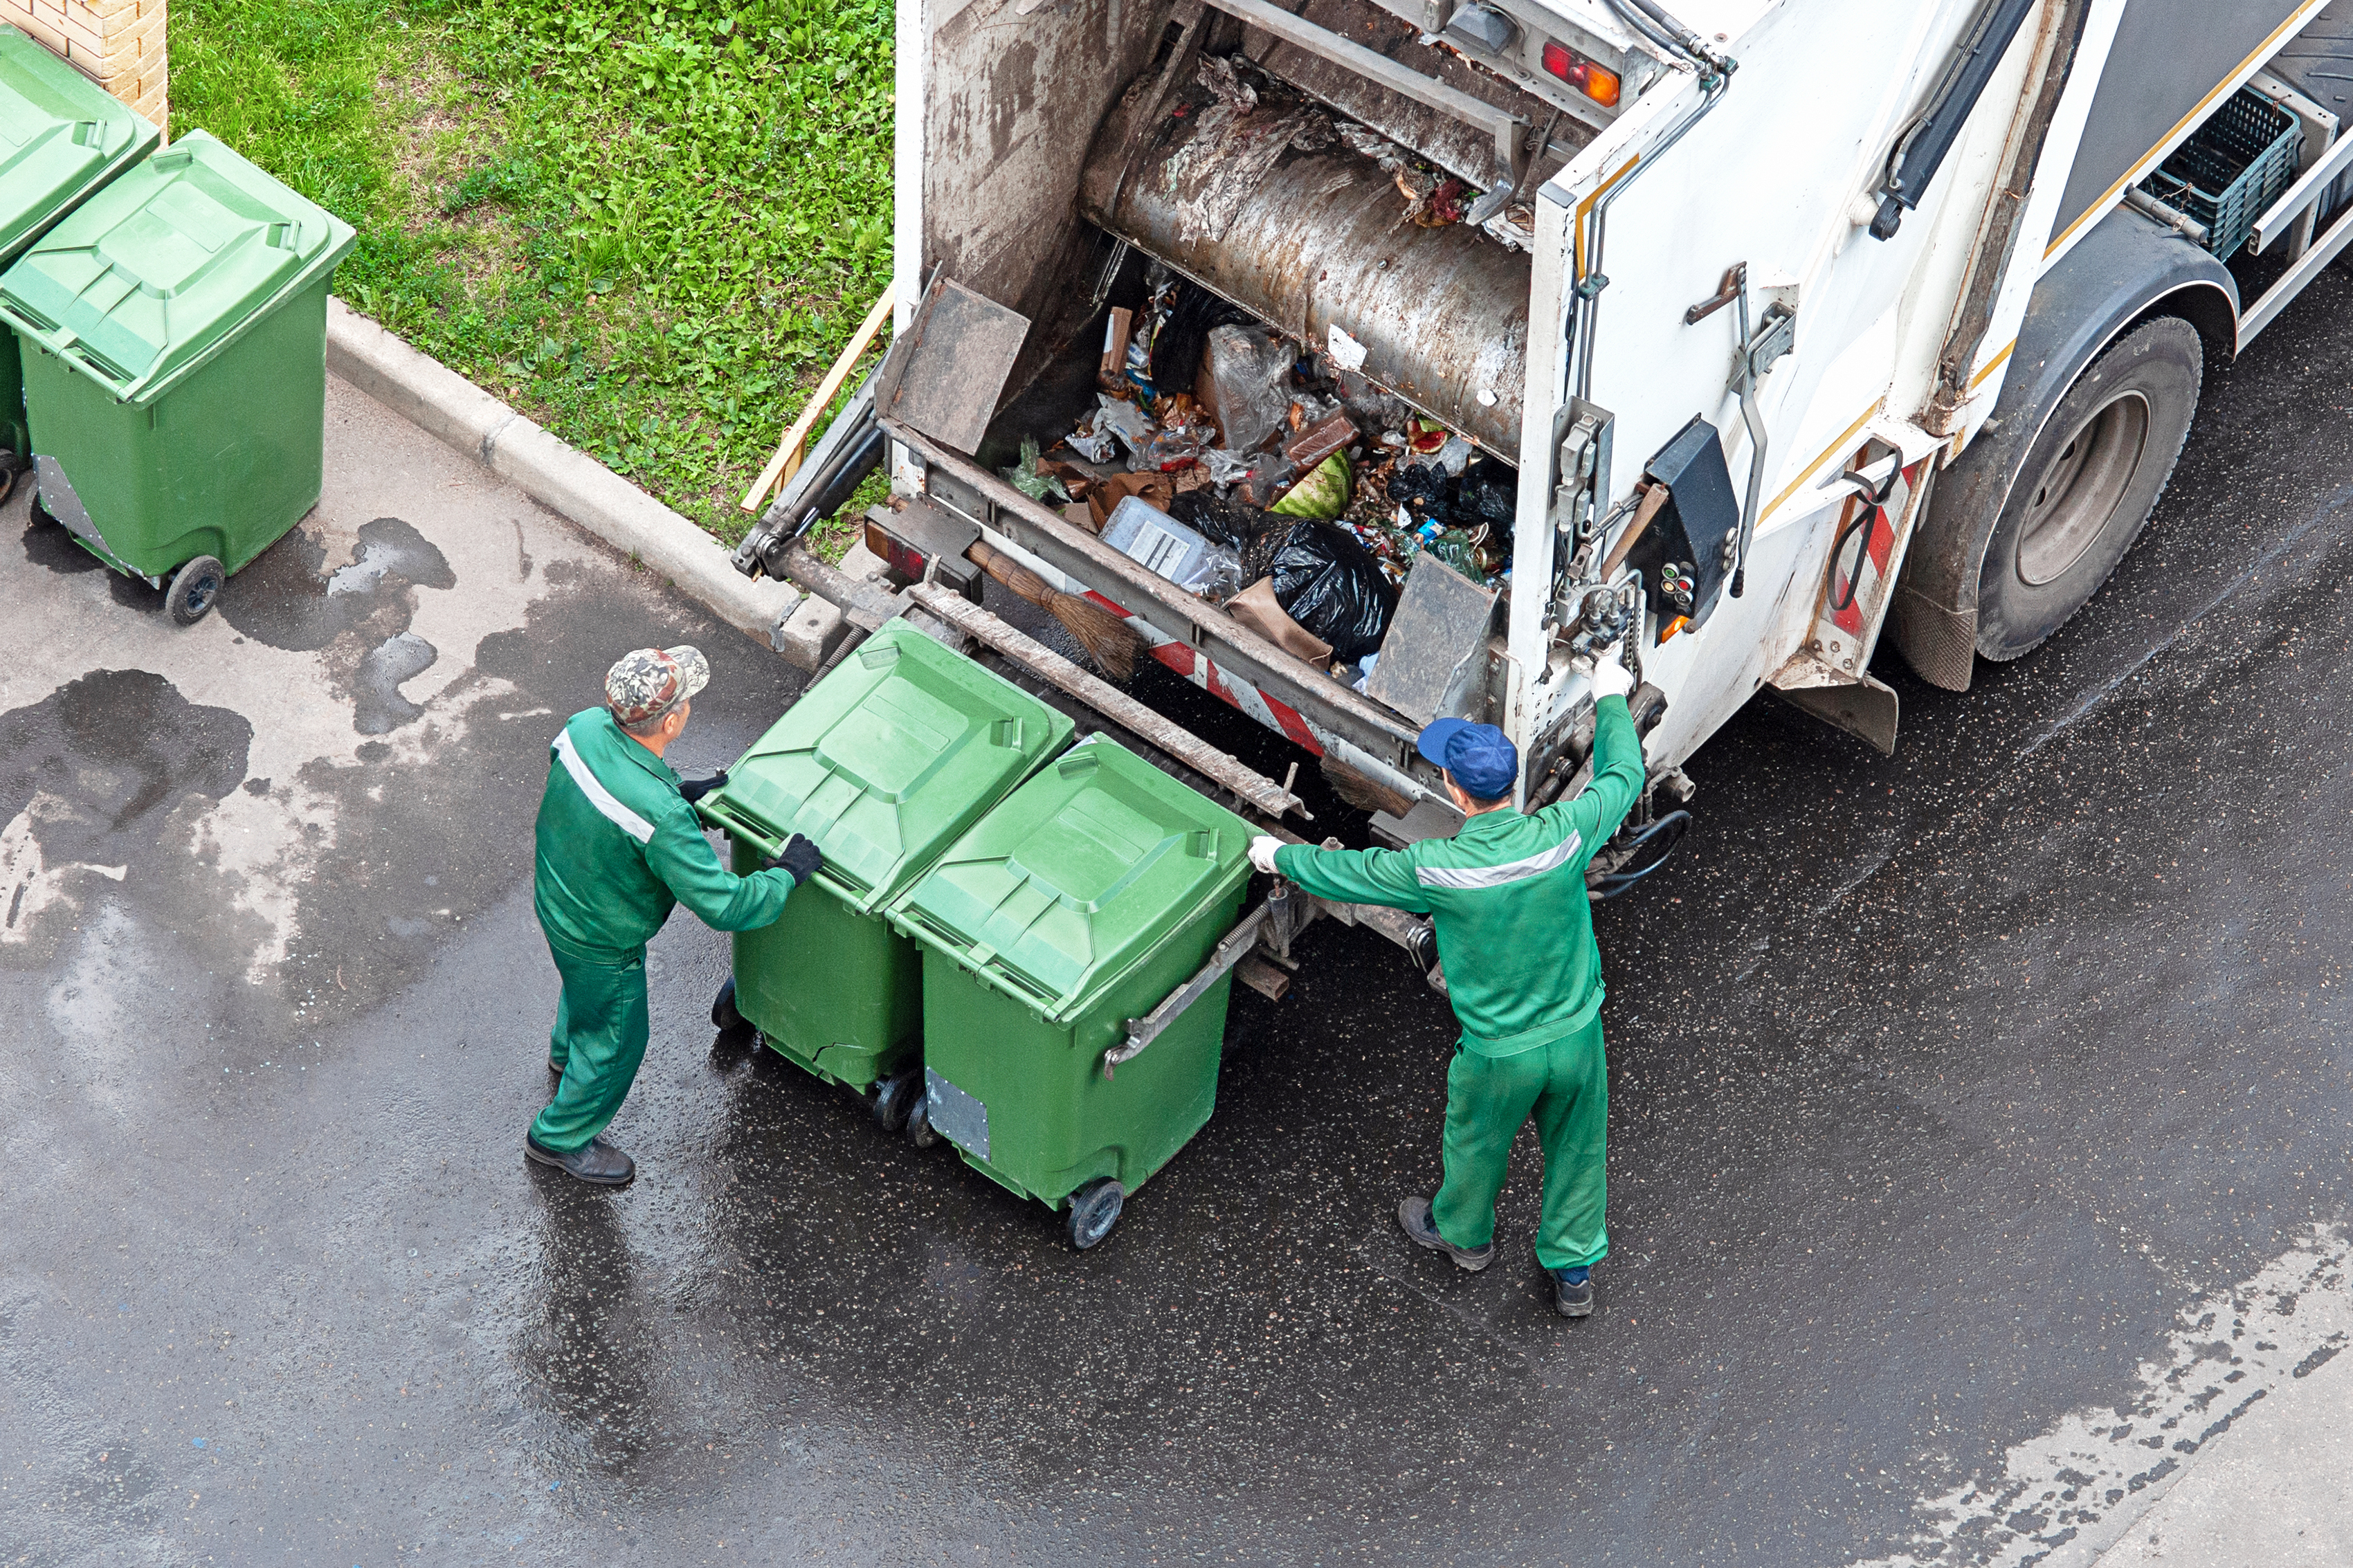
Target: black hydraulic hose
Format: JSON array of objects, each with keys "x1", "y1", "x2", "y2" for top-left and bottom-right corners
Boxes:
[
  {"x1": 1599, "y1": 0, "x2": 1682, "y2": 57},
  {"x1": 1620, "y1": 0, "x2": 1720, "y2": 69},
  {"x1": 1826, "y1": 502, "x2": 1882, "y2": 614},
  {"x1": 1591, "y1": 810, "x2": 1690, "y2": 900},
  {"x1": 1824, "y1": 464, "x2": 1898, "y2": 613}
]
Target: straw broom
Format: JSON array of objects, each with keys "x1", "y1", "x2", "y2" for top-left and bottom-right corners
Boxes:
[
  {"x1": 1319, "y1": 756, "x2": 1416, "y2": 818},
  {"x1": 965, "y1": 539, "x2": 1145, "y2": 682}
]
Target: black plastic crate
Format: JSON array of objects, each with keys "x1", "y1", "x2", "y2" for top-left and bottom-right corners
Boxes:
[{"x1": 2141, "y1": 87, "x2": 2301, "y2": 258}]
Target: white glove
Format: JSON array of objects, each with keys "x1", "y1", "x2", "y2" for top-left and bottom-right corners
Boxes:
[
  {"x1": 1248, "y1": 835, "x2": 1283, "y2": 875},
  {"x1": 1588, "y1": 649, "x2": 1635, "y2": 702}
]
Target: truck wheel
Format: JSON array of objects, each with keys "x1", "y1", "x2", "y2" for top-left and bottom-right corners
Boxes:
[
  {"x1": 1974, "y1": 316, "x2": 2201, "y2": 661},
  {"x1": 873, "y1": 1068, "x2": 922, "y2": 1133},
  {"x1": 167, "y1": 556, "x2": 225, "y2": 625},
  {"x1": 1066, "y1": 1178, "x2": 1123, "y2": 1250},
  {"x1": 711, "y1": 976, "x2": 745, "y2": 1034}
]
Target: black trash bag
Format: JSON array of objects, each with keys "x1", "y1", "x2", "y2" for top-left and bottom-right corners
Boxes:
[
  {"x1": 1457, "y1": 457, "x2": 1517, "y2": 529},
  {"x1": 1168, "y1": 489, "x2": 1268, "y2": 550},
  {"x1": 1266, "y1": 520, "x2": 1398, "y2": 661},
  {"x1": 1385, "y1": 456, "x2": 1517, "y2": 531},
  {"x1": 1386, "y1": 460, "x2": 1456, "y2": 525},
  {"x1": 1170, "y1": 491, "x2": 1289, "y2": 583},
  {"x1": 1152, "y1": 283, "x2": 1254, "y2": 399}
]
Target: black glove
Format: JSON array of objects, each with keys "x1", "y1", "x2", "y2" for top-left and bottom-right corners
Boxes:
[
  {"x1": 679, "y1": 769, "x2": 729, "y2": 805},
  {"x1": 770, "y1": 832, "x2": 823, "y2": 886}
]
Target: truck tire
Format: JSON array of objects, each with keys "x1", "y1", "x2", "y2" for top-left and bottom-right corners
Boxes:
[
  {"x1": 1973, "y1": 316, "x2": 2201, "y2": 661},
  {"x1": 1890, "y1": 204, "x2": 2237, "y2": 690}
]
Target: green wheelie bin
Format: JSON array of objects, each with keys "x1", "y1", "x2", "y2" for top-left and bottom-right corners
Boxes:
[
  {"x1": 0, "y1": 129, "x2": 356, "y2": 623},
  {"x1": 0, "y1": 26, "x2": 158, "y2": 475},
  {"x1": 694, "y1": 622, "x2": 1075, "y2": 1125},
  {"x1": 887, "y1": 734, "x2": 1253, "y2": 1249}
]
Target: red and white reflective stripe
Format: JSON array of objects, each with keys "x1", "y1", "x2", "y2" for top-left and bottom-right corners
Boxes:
[
  {"x1": 1828, "y1": 458, "x2": 1927, "y2": 637},
  {"x1": 1083, "y1": 590, "x2": 1327, "y2": 756}
]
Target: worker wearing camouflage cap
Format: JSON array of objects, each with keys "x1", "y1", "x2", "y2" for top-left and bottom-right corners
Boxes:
[
  {"x1": 527, "y1": 645, "x2": 821, "y2": 1185},
  {"x1": 1248, "y1": 646, "x2": 1644, "y2": 1319}
]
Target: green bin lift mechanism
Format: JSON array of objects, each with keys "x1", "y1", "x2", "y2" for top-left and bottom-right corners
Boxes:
[
  {"x1": 0, "y1": 24, "x2": 156, "y2": 480},
  {"x1": 0, "y1": 129, "x2": 356, "y2": 624},
  {"x1": 889, "y1": 736, "x2": 1254, "y2": 1250},
  {"x1": 693, "y1": 623, "x2": 1074, "y2": 1119}
]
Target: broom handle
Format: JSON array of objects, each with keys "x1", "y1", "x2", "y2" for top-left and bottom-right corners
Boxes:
[
  {"x1": 968, "y1": 539, "x2": 1055, "y2": 608},
  {"x1": 1601, "y1": 482, "x2": 1673, "y2": 581}
]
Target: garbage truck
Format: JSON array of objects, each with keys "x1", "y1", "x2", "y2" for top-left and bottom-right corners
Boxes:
[{"x1": 725, "y1": 0, "x2": 2353, "y2": 1010}]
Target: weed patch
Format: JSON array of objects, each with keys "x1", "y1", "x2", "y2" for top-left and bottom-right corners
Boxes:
[{"x1": 174, "y1": 0, "x2": 893, "y2": 552}]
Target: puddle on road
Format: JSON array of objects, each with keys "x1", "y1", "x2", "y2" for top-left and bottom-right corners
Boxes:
[
  {"x1": 18, "y1": 509, "x2": 154, "y2": 608},
  {"x1": 355, "y1": 631, "x2": 439, "y2": 735},
  {"x1": 0, "y1": 668, "x2": 252, "y2": 889},
  {"x1": 223, "y1": 516, "x2": 454, "y2": 653},
  {"x1": 220, "y1": 516, "x2": 456, "y2": 736}
]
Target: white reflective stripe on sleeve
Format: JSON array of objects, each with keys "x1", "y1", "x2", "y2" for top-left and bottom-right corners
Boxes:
[
  {"x1": 553, "y1": 731, "x2": 655, "y2": 844},
  {"x1": 1415, "y1": 830, "x2": 1582, "y2": 890}
]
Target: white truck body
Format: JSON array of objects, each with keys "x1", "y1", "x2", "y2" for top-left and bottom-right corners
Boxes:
[{"x1": 756, "y1": 0, "x2": 2353, "y2": 858}]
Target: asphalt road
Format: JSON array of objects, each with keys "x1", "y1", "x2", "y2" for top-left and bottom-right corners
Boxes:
[{"x1": 4, "y1": 268, "x2": 2352, "y2": 1567}]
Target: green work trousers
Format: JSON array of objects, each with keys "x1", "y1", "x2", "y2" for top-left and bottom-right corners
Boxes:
[
  {"x1": 530, "y1": 936, "x2": 649, "y2": 1153},
  {"x1": 1431, "y1": 1016, "x2": 1609, "y2": 1270}
]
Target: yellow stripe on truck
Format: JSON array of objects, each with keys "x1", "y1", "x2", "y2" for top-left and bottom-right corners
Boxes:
[
  {"x1": 1758, "y1": 403, "x2": 1881, "y2": 527},
  {"x1": 2042, "y1": 0, "x2": 2330, "y2": 259}
]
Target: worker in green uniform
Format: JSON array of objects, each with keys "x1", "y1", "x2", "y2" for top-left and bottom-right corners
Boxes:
[
  {"x1": 527, "y1": 644, "x2": 822, "y2": 1186},
  {"x1": 1250, "y1": 648, "x2": 1643, "y2": 1317}
]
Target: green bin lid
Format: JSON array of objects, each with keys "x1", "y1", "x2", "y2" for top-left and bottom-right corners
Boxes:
[
  {"x1": 0, "y1": 27, "x2": 157, "y2": 266},
  {"x1": 700, "y1": 621, "x2": 1076, "y2": 914},
  {"x1": 889, "y1": 736, "x2": 1252, "y2": 1022},
  {"x1": 0, "y1": 128, "x2": 356, "y2": 402}
]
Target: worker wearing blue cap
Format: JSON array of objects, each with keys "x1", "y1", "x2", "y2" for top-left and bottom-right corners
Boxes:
[{"x1": 1248, "y1": 648, "x2": 1644, "y2": 1318}]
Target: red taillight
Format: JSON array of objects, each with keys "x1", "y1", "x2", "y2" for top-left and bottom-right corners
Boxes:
[{"x1": 1542, "y1": 40, "x2": 1620, "y2": 107}]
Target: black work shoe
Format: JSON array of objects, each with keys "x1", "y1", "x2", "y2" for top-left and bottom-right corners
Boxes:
[
  {"x1": 1550, "y1": 1268, "x2": 1595, "y2": 1318},
  {"x1": 525, "y1": 1133, "x2": 635, "y2": 1186},
  {"x1": 1397, "y1": 1195, "x2": 1494, "y2": 1271}
]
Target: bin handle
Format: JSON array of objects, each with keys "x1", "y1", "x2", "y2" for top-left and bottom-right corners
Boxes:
[
  {"x1": 694, "y1": 797, "x2": 783, "y2": 859},
  {"x1": 1102, "y1": 901, "x2": 1271, "y2": 1080}
]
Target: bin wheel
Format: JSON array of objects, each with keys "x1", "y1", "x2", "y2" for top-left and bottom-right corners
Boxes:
[
  {"x1": 1066, "y1": 1178, "x2": 1124, "y2": 1250},
  {"x1": 167, "y1": 556, "x2": 225, "y2": 625},
  {"x1": 711, "y1": 976, "x2": 746, "y2": 1034},
  {"x1": 906, "y1": 1094, "x2": 938, "y2": 1149},
  {"x1": 873, "y1": 1068, "x2": 923, "y2": 1133}
]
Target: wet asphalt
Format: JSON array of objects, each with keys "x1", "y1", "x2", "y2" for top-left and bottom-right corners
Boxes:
[{"x1": 6, "y1": 267, "x2": 2353, "y2": 1565}]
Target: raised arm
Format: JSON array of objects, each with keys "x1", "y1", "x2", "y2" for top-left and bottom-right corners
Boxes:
[{"x1": 1545, "y1": 692, "x2": 1644, "y2": 849}]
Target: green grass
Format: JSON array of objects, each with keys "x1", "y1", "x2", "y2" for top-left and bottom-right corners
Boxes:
[{"x1": 172, "y1": 0, "x2": 894, "y2": 552}]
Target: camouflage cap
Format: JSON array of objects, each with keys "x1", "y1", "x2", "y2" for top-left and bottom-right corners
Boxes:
[{"x1": 605, "y1": 645, "x2": 710, "y2": 725}]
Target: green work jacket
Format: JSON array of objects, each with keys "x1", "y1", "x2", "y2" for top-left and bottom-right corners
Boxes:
[
  {"x1": 533, "y1": 707, "x2": 794, "y2": 960},
  {"x1": 1274, "y1": 695, "x2": 1644, "y2": 1056}
]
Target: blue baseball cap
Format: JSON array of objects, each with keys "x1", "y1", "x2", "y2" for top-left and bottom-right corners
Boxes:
[{"x1": 1417, "y1": 718, "x2": 1518, "y2": 801}]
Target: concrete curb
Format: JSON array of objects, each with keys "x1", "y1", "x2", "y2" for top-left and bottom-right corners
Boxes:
[{"x1": 324, "y1": 298, "x2": 799, "y2": 648}]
